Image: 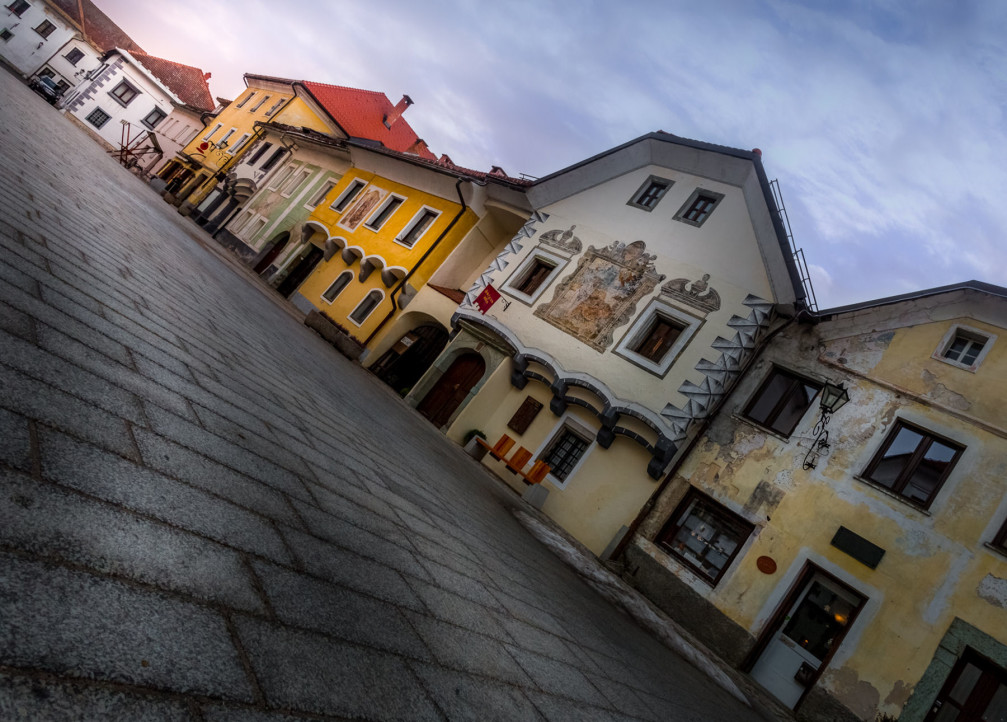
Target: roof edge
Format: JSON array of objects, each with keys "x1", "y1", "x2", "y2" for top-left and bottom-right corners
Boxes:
[{"x1": 818, "y1": 280, "x2": 1007, "y2": 318}]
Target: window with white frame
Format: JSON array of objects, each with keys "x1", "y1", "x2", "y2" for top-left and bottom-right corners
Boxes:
[
  {"x1": 501, "y1": 247, "x2": 567, "y2": 305},
  {"x1": 141, "y1": 107, "x2": 167, "y2": 129},
  {"x1": 349, "y1": 289, "x2": 383, "y2": 325},
  {"x1": 614, "y1": 300, "x2": 700, "y2": 376},
  {"x1": 244, "y1": 217, "x2": 267, "y2": 241},
  {"x1": 265, "y1": 98, "x2": 285, "y2": 116},
  {"x1": 246, "y1": 142, "x2": 273, "y2": 166},
  {"x1": 235, "y1": 91, "x2": 255, "y2": 109},
  {"x1": 203, "y1": 123, "x2": 222, "y2": 141},
  {"x1": 330, "y1": 179, "x2": 366, "y2": 212},
  {"x1": 321, "y1": 271, "x2": 353, "y2": 303},
  {"x1": 935, "y1": 324, "x2": 995, "y2": 371},
  {"x1": 281, "y1": 168, "x2": 310, "y2": 198},
  {"x1": 364, "y1": 195, "x2": 404, "y2": 230},
  {"x1": 218, "y1": 127, "x2": 236, "y2": 147},
  {"x1": 396, "y1": 207, "x2": 439, "y2": 248},
  {"x1": 537, "y1": 419, "x2": 594, "y2": 488},
  {"x1": 250, "y1": 94, "x2": 270, "y2": 112},
  {"x1": 110, "y1": 80, "x2": 139, "y2": 106},
  {"x1": 268, "y1": 164, "x2": 294, "y2": 191},
  {"x1": 673, "y1": 188, "x2": 725, "y2": 227},
  {"x1": 228, "y1": 133, "x2": 251, "y2": 155},
  {"x1": 628, "y1": 175, "x2": 673, "y2": 211},
  {"x1": 307, "y1": 180, "x2": 337, "y2": 209}
]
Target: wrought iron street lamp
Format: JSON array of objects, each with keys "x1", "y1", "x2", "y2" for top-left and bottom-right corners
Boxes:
[{"x1": 802, "y1": 381, "x2": 850, "y2": 470}]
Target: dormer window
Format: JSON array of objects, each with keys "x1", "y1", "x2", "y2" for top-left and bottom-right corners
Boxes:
[{"x1": 674, "y1": 189, "x2": 725, "y2": 228}]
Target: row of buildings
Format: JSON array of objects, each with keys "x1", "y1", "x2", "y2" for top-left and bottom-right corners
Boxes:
[{"x1": 6, "y1": 4, "x2": 1005, "y2": 721}]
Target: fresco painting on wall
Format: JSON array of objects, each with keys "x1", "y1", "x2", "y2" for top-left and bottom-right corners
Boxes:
[
  {"x1": 339, "y1": 186, "x2": 388, "y2": 231},
  {"x1": 535, "y1": 240, "x2": 665, "y2": 351}
]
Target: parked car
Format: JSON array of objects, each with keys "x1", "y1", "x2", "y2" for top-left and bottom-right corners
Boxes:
[{"x1": 29, "y1": 75, "x2": 64, "y2": 105}]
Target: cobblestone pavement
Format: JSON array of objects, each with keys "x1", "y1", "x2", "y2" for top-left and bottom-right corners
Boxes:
[{"x1": 0, "y1": 69, "x2": 767, "y2": 721}]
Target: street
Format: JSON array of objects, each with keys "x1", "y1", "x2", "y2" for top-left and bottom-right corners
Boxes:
[{"x1": 0, "y1": 68, "x2": 766, "y2": 721}]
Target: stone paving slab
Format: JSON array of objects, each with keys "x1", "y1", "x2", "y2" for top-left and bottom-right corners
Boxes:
[{"x1": 0, "y1": 67, "x2": 768, "y2": 720}]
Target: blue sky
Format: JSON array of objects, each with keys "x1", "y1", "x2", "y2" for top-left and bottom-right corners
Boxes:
[{"x1": 100, "y1": 0, "x2": 1006, "y2": 308}]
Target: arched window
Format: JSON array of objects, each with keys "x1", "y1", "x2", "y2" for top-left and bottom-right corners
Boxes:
[
  {"x1": 322, "y1": 271, "x2": 353, "y2": 303},
  {"x1": 349, "y1": 289, "x2": 383, "y2": 325}
]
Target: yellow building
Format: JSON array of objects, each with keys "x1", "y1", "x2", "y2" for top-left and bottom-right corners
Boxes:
[
  {"x1": 624, "y1": 281, "x2": 1007, "y2": 722},
  {"x1": 157, "y1": 74, "x2": 434, "y2": 229}
]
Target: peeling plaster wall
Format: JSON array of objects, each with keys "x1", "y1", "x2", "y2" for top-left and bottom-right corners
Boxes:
[{"x1": 627, "y1": 291, "x2": 1007, "y2": 721}]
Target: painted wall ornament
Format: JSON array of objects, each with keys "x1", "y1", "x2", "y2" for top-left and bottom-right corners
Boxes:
[
  {"x1": 534, "y1": 240, "x2": 665, "y2": 352},
  {"x1": 338, "y1": 186, "x2": 386, "y2": 231},
  {"x1": 538, "y1": 224, "x2": 582, "y2": 255},
  {"x1": 661, "y1": 274, "x2": 721, "y2": 313}
]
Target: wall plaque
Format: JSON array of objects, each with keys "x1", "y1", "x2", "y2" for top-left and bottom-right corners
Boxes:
[{"x1": 831, "y1": 526, "x2": 885, "y2": 569}]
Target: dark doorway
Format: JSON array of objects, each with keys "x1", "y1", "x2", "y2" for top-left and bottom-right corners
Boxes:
[
  {"x1": 416, "y1": 352, "x2": 485, "y2": 428},
  {"x1": 253, "y1": 231, "x2": 291, "y2": 275},
  {"x1": 276, "y1": 246, "x2": 324, "y2": 298},
  {"x1": 372, "y1": 324, "x2": 449, "y2": 394},
  {"x1": 925, "y1": 649, "x2": 1007, "y2": 721}
]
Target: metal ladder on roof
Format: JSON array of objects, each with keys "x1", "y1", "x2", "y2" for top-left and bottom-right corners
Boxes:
[{"x1": 770, "y1": 178, "x2": 819, "y2": 313}]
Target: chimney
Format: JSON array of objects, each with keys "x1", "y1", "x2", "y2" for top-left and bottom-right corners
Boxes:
[
  {"x1": 383, "y1": 94, "x2": 413, "y2": 129},
  {"x1": 489, "y1": 165, "x2": 507, "y2": 177},
  {"x1": 203, "y1": 72, "x2": 212, "y2": 81},
  {"x1": 406, "y1": 138, "x2": 429, "y2": 156},
  {"x1": 438, "y1": 153, "x2": 453, "y2": 166}
]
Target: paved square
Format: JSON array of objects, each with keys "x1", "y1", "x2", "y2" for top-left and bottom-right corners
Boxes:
[{"x1": 0, "y1": 69, "x2": 766, "y2": 721}]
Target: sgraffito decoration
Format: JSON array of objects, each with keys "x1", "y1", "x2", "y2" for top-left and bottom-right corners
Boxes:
[
  {"x1": 460, "y1": 211, "x2": 549, "y2": 311},
  {"x1": 538, "y1": 224, "x2": 582, "y2": 255},
  {"x1": 661, "y1": 274, "x2": 721, "y2": 313},
  {"x1": 534, "y1": 240, "x2": 665, "y2": 352}
]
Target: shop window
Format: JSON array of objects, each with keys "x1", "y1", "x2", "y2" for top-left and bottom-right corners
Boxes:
[
  {"x1": 656, "y1": 488, "x2": 754, "y2": 585},
  {"x1": 861, "y1": 420, "x2": 964, "y2": 508},
  {"x1": 744, "y1": 368, "x2": 822, "y2": 437}
]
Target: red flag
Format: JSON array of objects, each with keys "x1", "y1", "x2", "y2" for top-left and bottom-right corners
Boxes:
[{"x1": 474, "y1": 284, "x2": 501, "y2": 314}]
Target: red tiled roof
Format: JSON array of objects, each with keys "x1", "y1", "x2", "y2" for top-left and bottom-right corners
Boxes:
[
  {"x1": 49, "y1": 0, "x2": 143, "y2": 53},
  {"x1": 130, "y1": 52, "x2": 214, "y2": 111},
  {"x1": 346, "y1": 139, "x2": 532, "y2": 187},
  {"x1": 301, "y1": 81, "x2": 437, "y2": 160}
]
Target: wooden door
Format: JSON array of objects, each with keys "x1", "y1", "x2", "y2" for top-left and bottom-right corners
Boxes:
[
  {"x1": 417, "y1": 353, "x2": 485, "y2": 428},
  {"x1": 276, "y1": 246, "x2": 323, "y2": 298},
  {"x1": 925, "y1": 651, "x2": 1007, "y2": 721}
]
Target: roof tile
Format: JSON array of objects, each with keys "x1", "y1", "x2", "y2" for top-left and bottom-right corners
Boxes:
[{"x1": 130, "y1": 52, "x2": 214, "y2": 111}]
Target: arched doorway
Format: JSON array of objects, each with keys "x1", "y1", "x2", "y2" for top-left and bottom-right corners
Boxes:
[
  {"x1": 371, "y1": 324, "x2": 449, "y2": 394},
  {"x1": 416, "y1": 352, "x2": 486, "y2": 428},
  {"x1": 276, "y1": 245, "x2": 324, "y2": 298}
]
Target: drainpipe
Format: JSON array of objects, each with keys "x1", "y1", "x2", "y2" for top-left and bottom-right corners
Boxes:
[
  {"x1": 363, "y1": 176, "x2": 474, "y2": 346},
  {"x1": 609, "y1": 308, "x2": 812, "y2": 562}
]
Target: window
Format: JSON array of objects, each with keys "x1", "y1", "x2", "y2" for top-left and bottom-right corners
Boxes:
[
  {"x1": 110, "y1": 81, "x2": 138, "y2": 106},
  {"x1": 250, "y1": 94, "x2": 270, "y2": 112},
  {"x1": 260, "y1": 147, "x2": 285, "y2": 171},
  {"x1": 993, "y1": 519, "x2": 1007, "y2": 554},
  {"x1": 203, "y1": 123, "x2": 222, "y2": 140},
  {"x1": 1, "y1": 28, "x2": 12, "y2": 41},
  {"x1": 862, "y1": 421, "x2": 964, "y2": 508},
  {"x1": 219, "y1": 128, "x2": 236, "y2": 146},
  {"x1": 349, "y1": 290, "x2": 383, "y2": 325},
  {"x1": 936, "y1": 325, "x2": 994, "y2": 371},
  {"x1": 141, "y1": 107, "x2": 167, "y2": 129},
  {"x1": 65, "y1": 48, "x2": 84, "y2": 65},
  {"x1": 744, "y1": 368, "x2": 822, "y2": 437},
  {"x1": 245, "y1": 218, "x2": 266, "y2": 240},
  {"x1": 246, "y1": 141, "x2": 273, "y2": 166},
  {"x1": 228, "y1": 133, "x2": 251, "y2": 155},
  {"x1": 541, "y1": 427, "x2": 591, "y2": 483},
  {"x1": 674, "y1": 189, "x2": 725, "y2": 227},
  {"x1": 265, "y1": 98, "x2": 285, "y2": 116},
  {"x1": 85, "y1": 107, "x2": 111, "y2": 128},
  {"x1": 628, "y1": 175, "x2": 672, "y2": 211},
  {"x1": 281, "y1": 168, "x2": 310, "y2": 197},
  {"x1": 397, "y1": 208, "x2": 439, "y2": 247},
  {"x1": 632, "y1": 316, "x2": 685, "y2": 363},
  {"x1": 614, "y1": 301, "x2": 699, "y2": 376},
  {"x1": 364, "y1": 196, "x2": 404, "y2": 230},
  {"x1": 501, "y1": 248, "x2": 567, "y2": 306},
  {"x1": 307, "y1": 180, "x2": 336, "y2": 209},
  {"x1": 331, "y1": 179, "x2": 366, "y2": 212},
  {"x1": 321, "y1": 271, "x2": 352, "y2": 303},
  {"x1": 33, "y1": 19, "x2": 54, "y2": 38},
  {"x1": 515, "y1": 259, "x2": 554, "y2": 295},
  {"x1": 235, "y1": 91, "x2": 255, "y2": 109},
  {"x1": 7, "y1": 1, "x2": 29, "y2": 17},
  {"x1": 656, "y1": 488, "x2": 754, "y2": 585},
  {"x1": 268, "y1": 164, "x2": 294, "y2": 191}
]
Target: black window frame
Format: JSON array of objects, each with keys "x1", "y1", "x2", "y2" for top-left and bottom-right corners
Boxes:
[
  {"x1": 33, "y1": 18, "x2": 55, "y2": 38},
  {"x1": 0, "y1": 28, "x2": 12, "y2": 41},
  {"x1": 674, "y1": 188, "x2": 725, "y2": 228},
  {"x1": 541, "y1": 426, "x2": 591, "y2": 482},
  {"x1": 85, "y1": 106, "x2": 111, "y2": 129},
  {"x1": 7, "y1": 0, "x2": 29, "y2": 17},
  {"x1": 861, "y1": 420, "x2": 964, "y2": 509},
  {"x1": 141, "y1": 107, "x2": 167, "y2": 129},
  {"x1": 656, "y1": 488, "x2": 754, "y2": 586},
  {"x1": 109, "y1": 80, "x2": 139, "y2": 107},
  {"x1": 64, "y1": 47, "x2": 84, "y2": 65},
  {"x1": 743, "y1": 367, "x2": 823, "y2": 438}
]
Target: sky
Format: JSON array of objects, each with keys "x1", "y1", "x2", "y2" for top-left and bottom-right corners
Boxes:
[{"x1": 97, "y1": 0, "x2": 1006, "y2": 309}]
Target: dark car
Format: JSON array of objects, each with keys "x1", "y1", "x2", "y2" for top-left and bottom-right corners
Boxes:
[{"x1": 29, "y1": 75, "x2": 64, "y2": 105}]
